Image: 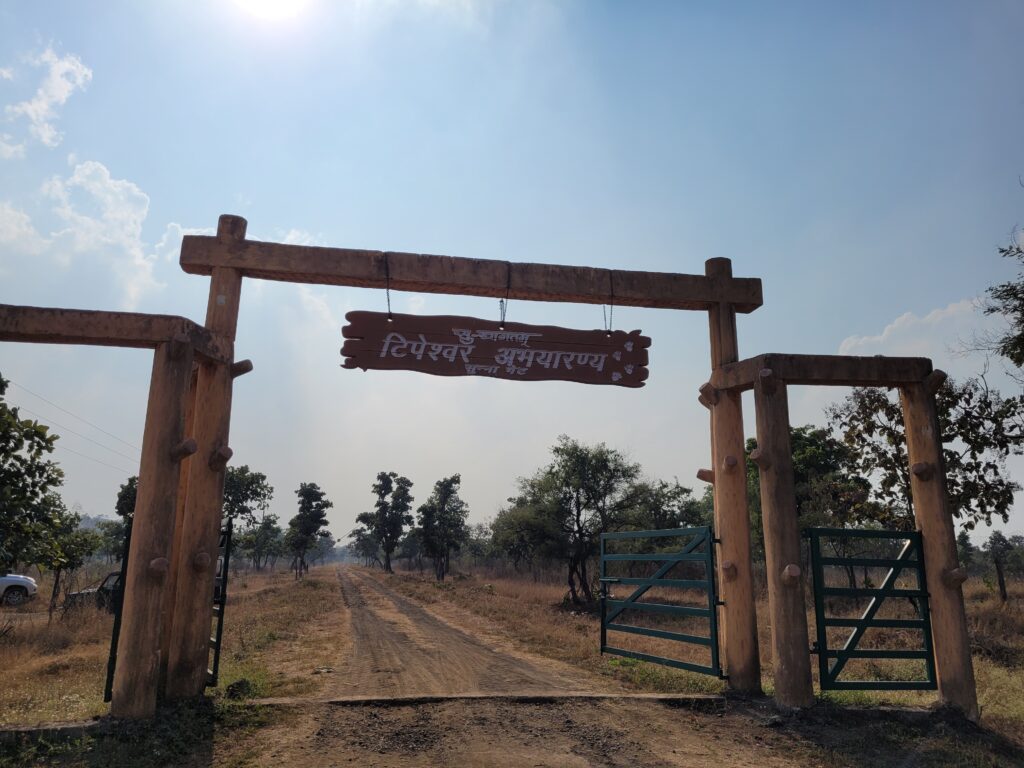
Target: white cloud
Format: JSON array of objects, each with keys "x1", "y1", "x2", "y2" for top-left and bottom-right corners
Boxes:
[
  {"x1": 153, "y1": 222, "x2": 215, "y2": 262},
  {"x1": 838, "y1": 300, "x2": 981, "y2": 359},
  {"x1": 43, "y1": 158, "x2": 162, "y2": 308},
  {"x1": 297, "y1": 285, "x2": 342, "y2": 329},
  {"x1": 0, "y1": 67, "x2": 13, "y2": 80},
  {"x1": 0, "y1": 201, "x2": 48, "y2": 256},
  {"x1": 0, "y1": 134, "x2": 24, "y2": 159},
  {"x1": 5, "y1": 48, "x2": 91, "y2": 148},
  {"x1": 281, "y1": 228, "x2": 319, "y2": 246}
]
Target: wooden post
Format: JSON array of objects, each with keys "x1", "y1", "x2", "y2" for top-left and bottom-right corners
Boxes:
[
  {"x1": 705, "y1": 258, "x2": 761, "y2": 694},
  {"x1": 900, "y1": 381, "x2": 979, "y2": 720},
  {"x1": 159, "y1": 365, "x2": 198, "y2": 695},
  {"x1": 111, "y1": 338, "x2": 194, "y2": 717},
  {"x1": 752, "y1": 377, "x2": 814, "y2": 708},
  {"x1": 165, "y1": 216, "x2": 244, "y2": 699}
]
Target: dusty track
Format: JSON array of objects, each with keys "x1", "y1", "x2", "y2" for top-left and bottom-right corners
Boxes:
[{"x1": 330, "y1": 566, "x2": 597, "y2": 698}]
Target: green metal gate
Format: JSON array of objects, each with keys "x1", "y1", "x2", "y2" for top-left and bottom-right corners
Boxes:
[
  {"x1": 599, "y1": 526, "x2": 722, "y2": 677},
  {"x1": 806, "y1": 527, "x2": 937, "y2": 691},
  {"x1": 206, "y1": 518, "x2": 234, "y2": 688}
]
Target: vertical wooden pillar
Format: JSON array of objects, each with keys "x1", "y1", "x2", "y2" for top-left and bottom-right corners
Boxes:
[
  {"x1": 159, "y1": 365, "x2": 197, "y2": 694},
  {"x1": 752, "y1": 374, "x2": 814, "y2": 708},
  {"x1": 705, "y1": 257, "x2": 761, "y2": 694},
  {"x1": 111, "y1": 338, "x2": 194, "y2": 718},
  {"x1": 165, "y1": 215, "x2": 245, "y2": 699},
  {"x1": 900, "y1": 379, "x2": 979, "y2": 721}
]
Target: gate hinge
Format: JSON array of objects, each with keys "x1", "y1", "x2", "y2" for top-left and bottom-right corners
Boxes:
[
  {"x1": 713, "y1": 538, "x2": 722, "y2": 544},
  {"x1": 718, "y1": 673, "x2": 729, "y2": 681},
  {"x1": 716, "y1": 599, "x2": 726, "y2": 607}
]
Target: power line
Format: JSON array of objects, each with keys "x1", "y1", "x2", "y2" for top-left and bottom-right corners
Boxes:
[
  {"x1": 14, "y1": 403, "x2": 140, "y2": 463},
  {"x1": 52, "y1": 442, "x2": 136, "y2": 476},
  {"x1": 7, "y1": 379, "x2": 141, "y2": 451}
]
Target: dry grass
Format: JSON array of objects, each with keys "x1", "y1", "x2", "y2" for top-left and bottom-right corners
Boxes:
[
  {"x1": 382, "y1": 565, "x2": 1024, "y2": 748},
  {"x1": 0, "y1": 565, "x2": 343, "y2": 727}
]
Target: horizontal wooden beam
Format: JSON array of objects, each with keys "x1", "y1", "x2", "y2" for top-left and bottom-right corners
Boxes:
[
  {"x1": 710, "y1": 353, "x2": 933, "y2": 391},
  {"x1": 0, "y1": 305, "x2": 233, "y2": 363},
  {"x1": 179, "y1": 221, "x2": 763, "y2": 313}
]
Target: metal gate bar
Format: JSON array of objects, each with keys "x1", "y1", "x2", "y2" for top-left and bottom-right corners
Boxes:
[
  {"x1": 806, "y1": 527, "x2": 936, "y2": 691},
  {"x1": 206, "y1": 518, "x2": 233, "y2": 688},
  {"x1": 103, "y1": 517, "x2": 133, "y2": 703},
  {"x1": 600, "y1": 525, "x2": 721, "y2": 678}
]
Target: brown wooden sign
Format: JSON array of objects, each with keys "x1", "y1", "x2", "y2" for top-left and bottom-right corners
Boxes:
[{"x1": 341, "y1": 311, "x2": 651, "y2": 387}]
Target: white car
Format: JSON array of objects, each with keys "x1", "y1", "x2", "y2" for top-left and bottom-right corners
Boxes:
[{"x1": 0, "y1": 574, "x2": 38, "y2": 606}]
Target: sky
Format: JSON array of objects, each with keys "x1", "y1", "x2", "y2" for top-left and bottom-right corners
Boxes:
[{"x1": 1, "y1": 0, "x2": 1023, "y2": 543}]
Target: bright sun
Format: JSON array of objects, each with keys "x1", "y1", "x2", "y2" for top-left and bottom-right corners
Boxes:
[{"x1": 232, "y1": 0, "x2": 310, "y2": 22}]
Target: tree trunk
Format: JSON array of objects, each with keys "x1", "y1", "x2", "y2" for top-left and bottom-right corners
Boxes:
[
  {"x1": 995, "y1": 556, "x2": 1008, "y2": 603},
  {"x1": 48, "y1": 568, "x2": 62, "y2": 622}
]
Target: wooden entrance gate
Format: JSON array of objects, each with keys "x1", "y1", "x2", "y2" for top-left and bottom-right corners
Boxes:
[{"x1": 599, "y1": 526, "x2": 722, "y2": 678}]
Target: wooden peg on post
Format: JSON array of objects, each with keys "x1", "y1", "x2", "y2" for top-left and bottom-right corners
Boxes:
[
  {"x1": 900, "y1": 381, "x2": 978, "y2": 720},
  {"x1": 721, "y1": 454, "x2": 739, "y2": 472},
  {"x1": 705, "y1": 257, "x2": 761, "y2": 695},
  {"x1": 699, "y1": 382, "x2": 719, "y2": 406},
  {"x1": 169, "y1": 438, "x2": 197, "y2": 462},
  {"x1": 209, "y1": 445, "x2": 233, "y2": 472},
  {"x1": 721, "y1": 560, "x2": 738, "y2": 581},
  {"x1": 942, "y1": 567, "x2": 969, "y2": 589},
  {"x1": 911, "y1": 462, "x2": 934, "y2": 481},
  {"x1": 924, "y1": 369, "x2": 948, "y2": 396},
  {"x1": 230, "y1": 359, "x2": 253, "y2": 378},
  {"x1": 696, "y1": 468, "x2": 716, "y2": 484},
  {"x1": 749, "y1": 447, "x2": 771, "y2": 471},
  {"x1": 781, "y1": 564, "x2": 801, "y2": 587},
  {"x1": 753, "y1": 377, "x2": 814, "y2": 709}
]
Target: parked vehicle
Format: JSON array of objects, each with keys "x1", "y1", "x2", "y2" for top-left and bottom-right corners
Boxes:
[
  {"x1": 65, "y1": 572, "x2": 122, "y2": 612},
  {"x1": 0, "y1": 573, "x2": 39, "y2": 606}
]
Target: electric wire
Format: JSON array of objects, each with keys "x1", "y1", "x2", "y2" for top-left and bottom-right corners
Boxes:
[
  {"x1": 6, "y1": 379, "x2": 141, "y2": 450},
  {"x1": 51, "y1": 442, "x2": 136, "y2": 476},
  {"x1": 13, "y1": 403, "x2": 140, "y2": 463}
]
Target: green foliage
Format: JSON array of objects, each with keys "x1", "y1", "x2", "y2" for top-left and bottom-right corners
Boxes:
[
  {"x1": 95, "y1": 517, "x2": 127, "y2": 562},
  {"x1": 827, "y1": 378, "x2": 1024, "y2": 530},
  {"x1": 114, "y1": 475, "x2": 137, "y2": 520},
  {"x1": 416, "y1": 474, "x2": 469, "y2": 581},
  {"x1": 348, "y1": 525, "x2": 383, "y2": 567},
  {"x1": 983, "y1": 234, "x2": 1024, "y2": 367},
  {"x1": 223, "y1": 465, "x2": 274, "y2": 526},
  {"x1": 357, "y1": 471, "x2": 414, "y2": 573},
  {"x1": 236, "y1": 514, "x2": 284, "y2": 570},
  {"x1": 0, "y1": 372, "x2": 67, "y2": 572},
  {"x1": 492, "y1": 435, "x2": 700, "y2": 604},
  {"x1": 285, "y1": 483, "x2": 332, "y2": 576}
]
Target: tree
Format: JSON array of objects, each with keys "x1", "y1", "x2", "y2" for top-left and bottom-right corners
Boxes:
[
  {"x1": 508, "y1": 436, "x2": 642, "y2": 604},
  {"x1": 627, "y1": 478, "x2": 705, "y2": 531},
  {"x1": 0, "y1": 373, "x2": 67, "y2": 573},
  {"x1": 984, "y1": 530, "x2": 1013, "y2": 603},
  {"x1": 114, "y1": 476, "x2": 137, "y2": 520},
  {"x1": 222, "y1": 465, "x2": 274, "y2": 526},
  {"x1": 357, "y1": 471, "x2": 414, "y2": 573},
  {"x1": 827, "y1": 377, "x2": 1024, "y2": 531},
  {"x1": 95, "y1": 518, "x2": 127, "y2": 563},
  {"x1": 980, "y1": 230, "x2": 1024, "y2": 371},
  {"x1": 349, "y1": 525, "x2": 383, "y2": 568},
  {"x1": 957, "y1": 530, "x2": 978, "y2": 574},
  {"x1": 35, "y1": 503, "x2": 100, "y2": 617},
  {"x1": 285, "y1": 483, "x2": 333, "y2": 578},
  {"x1": 417, "y1": 474, "x2": 469, "y2": 581},
  {"x1": 236, "y1": 514, "x2": 284, "y2": 570}
]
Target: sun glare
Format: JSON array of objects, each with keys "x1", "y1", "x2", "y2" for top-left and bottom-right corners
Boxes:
[{"x1": 232, "y1": 0, "x2": 310, "y2": 22}]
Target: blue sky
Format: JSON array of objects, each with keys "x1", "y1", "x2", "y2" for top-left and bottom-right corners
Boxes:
[{"x1": 2, "y1": 1, "x2": 1023, "y2": 540}]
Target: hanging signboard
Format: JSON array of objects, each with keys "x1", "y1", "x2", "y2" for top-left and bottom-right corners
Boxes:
[{"x1": 341, "y1": 311, "x2": 651, "y2": 387}]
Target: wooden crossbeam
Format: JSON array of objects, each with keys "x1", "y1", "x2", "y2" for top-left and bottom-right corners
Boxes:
[
  {"x1": 710, "y1": 353, "x2": 933, "y2": 391},
  {"x1": 0, "y1": 304, "x2": 233, "y2": 363},
  {"x1": 179, "y1": 217, "x2": 763, "y2": 313}
]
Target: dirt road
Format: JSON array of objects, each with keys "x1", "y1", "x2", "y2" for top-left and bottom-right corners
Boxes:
[{"x1": 330, "y1": 566, "x2": 599, "y2": 698}]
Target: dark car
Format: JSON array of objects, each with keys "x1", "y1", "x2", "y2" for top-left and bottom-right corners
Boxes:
[{"x1": 65, "y1": 572, "x2": 122, "y2": 612}]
